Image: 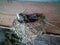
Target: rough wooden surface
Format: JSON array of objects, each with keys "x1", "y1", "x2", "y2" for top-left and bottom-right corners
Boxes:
[
  {"x1": 0, "y1": 13, "x2": 16, "y2": 26},
  {"x1": 0, "y1": 2, "x2": 60, "y2": 34}
]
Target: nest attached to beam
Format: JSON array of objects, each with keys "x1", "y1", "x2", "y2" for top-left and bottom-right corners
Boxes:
[{"x1": 12, "y1": 13, "x2": 46, "y2": 43}]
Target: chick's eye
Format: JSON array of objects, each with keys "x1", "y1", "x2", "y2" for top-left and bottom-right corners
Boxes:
[
  {"x1": 29, "y1": 15, "x2": 38, "y2": 20},
  {"x1": 32, "y1": 16, "x2": 38, "y2": 19}
]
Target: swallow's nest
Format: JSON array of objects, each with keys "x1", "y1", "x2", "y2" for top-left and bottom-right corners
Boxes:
[{"x1": 12, "y1": 13, "x2": 46, "y2": 44}]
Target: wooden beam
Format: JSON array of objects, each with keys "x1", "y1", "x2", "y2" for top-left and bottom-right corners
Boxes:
[{"x1": 0, "y1": 13, "x2": 16, "y2": 27}]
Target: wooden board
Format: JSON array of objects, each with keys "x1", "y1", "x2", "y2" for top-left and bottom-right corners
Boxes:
[
  {"x1": 0, "y1": 2, "x2": 60, "y2": 34},
  {"x1": 0, "y1": 13, "x2": 16, "y2": 27}
]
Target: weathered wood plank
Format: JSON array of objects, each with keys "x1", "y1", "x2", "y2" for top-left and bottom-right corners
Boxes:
[
  {"x1": 0, "y1": 13, "x2": 16, "y2": 27},
  {"x1": 0, "y1": 2, "x2": 60, "y2": 34}
]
